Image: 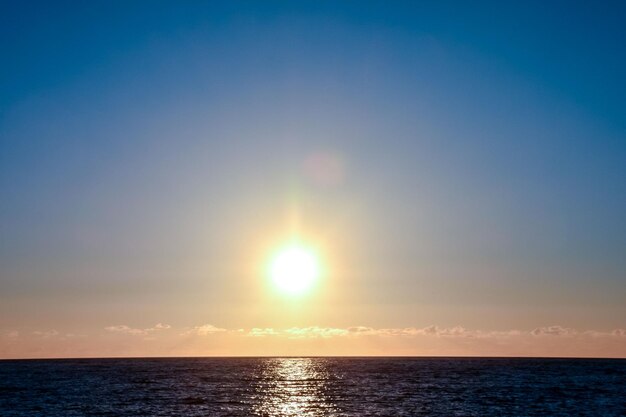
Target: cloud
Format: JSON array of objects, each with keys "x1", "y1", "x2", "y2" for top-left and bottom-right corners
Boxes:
[
  {"x1": 347, "y1": 326, "x2": 484, "y2": 338},
  {"x1": 531, "y1": 326, "x2": 577, "y2": 337},
  {"x1": 105, "y1": 323, "x2": 171, "y2": 336},
  {"x1": 32, "y1": 330, "x2": 60, "y2": 338},
  {"x1": 245, "y1": 325, "x2": 501, "y2": 338},
  {"x1": 3, "y1": 324, "x2": 625, "y2": 359},
  {"x1": 347, "y1": 326, "x2": 378, "y2": 335},
  {"x1": 236, "y1": 325, "x2": 579, "y2": 339},
  {"x1": 415, "y1": 325, "x2": 438, "y2": 336},
  {"x1": 3, "y1": 331, "x2": 19, "y2": 341},
  {"x1": 248, "y1": 328, "x2": 279, "y2": 337},
  {"x1": 105, "y1": 325, "x2": 147, "y2": 336},
  {"x1": 99, "y1": 323, "x2": 625, "y2": 342},
  {"x1": 284, "y1": 327, "x2": 348, "y2": 338},
  {"x1": 96, "y1": 323, "x2": 625, "y2": 342},
  {"x1": 182, "y1": 324, "x2": 227, "y2": 336}
]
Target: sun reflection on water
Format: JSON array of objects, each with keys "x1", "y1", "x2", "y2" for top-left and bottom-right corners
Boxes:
[{"x1": 254, "y1": 358, "x2": 339, "y2": 416}]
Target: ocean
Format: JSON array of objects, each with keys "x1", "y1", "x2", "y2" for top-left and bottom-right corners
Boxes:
[{"x1": 0, "y1": 357, "x2": 624, "y2": 416}]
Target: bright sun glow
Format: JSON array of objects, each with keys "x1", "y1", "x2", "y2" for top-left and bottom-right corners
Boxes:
[{"x1": 269, "y1": 245, "x2": 319, "y2": 295}]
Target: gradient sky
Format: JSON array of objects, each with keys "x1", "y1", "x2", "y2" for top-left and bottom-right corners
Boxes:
[{"x1": 1, "y1": 1, "x2": 625, "y2": 358}]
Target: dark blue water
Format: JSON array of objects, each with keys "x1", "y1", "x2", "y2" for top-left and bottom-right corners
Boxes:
[{"x1": 0, "y1": 357, "x2": 624, "y2": 416}]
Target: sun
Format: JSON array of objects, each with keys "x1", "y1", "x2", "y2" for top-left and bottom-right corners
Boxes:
[{"x1": 269, "y1": 245, "x2": 320, "y2": 295}]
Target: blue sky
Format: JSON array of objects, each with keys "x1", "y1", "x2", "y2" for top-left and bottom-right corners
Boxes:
[{"x1": 1, "y1": 1, "x2": 625, "y2": 357}]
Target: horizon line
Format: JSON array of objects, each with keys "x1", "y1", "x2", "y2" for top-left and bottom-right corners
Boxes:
[{"x1": 2, "y1": 354, "x2": 625, "y2": 361}]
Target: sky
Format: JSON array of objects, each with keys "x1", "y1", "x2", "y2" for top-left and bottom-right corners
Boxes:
[{"x1": 1, "y1": 1, "x2": 625, "y2": 358}]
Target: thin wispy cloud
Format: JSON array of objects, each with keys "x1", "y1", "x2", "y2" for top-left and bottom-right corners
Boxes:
[
  {"x1": 238, "y1": 325, "x2": 623, "y2": 339},
  {"x1": 3, "y1": 331, "x2": 19, "y2": 341},
  {"x1": 285, "y1": 327, "x2": 348, "y2": 338},
  {"x1": 2, "y1": 324, "x2": 624, "y2": 358},
  {"x1": 32, "y1": 330, "x2": 60, "y2": 338},
  {"x1": 248, "y1": 328, "x2": 279, "y2": 337},
  {"x1": 531, "y1": 325, "x2": 577, "y2": 337},
  {"x1": 181, "y1": 324, "x2": 227, "y2": 336},
  {"x1": 104, "y1": 323, "x2": 171, "y2": 336}
]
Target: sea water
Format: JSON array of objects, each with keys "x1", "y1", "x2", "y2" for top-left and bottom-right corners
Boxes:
[{"x1": 0, "y1": 357, "x2": 624, "y2": 416}]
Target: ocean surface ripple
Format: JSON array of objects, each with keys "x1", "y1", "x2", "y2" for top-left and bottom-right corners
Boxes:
[{"x1": 0, "y1": 357, "x2": 624, "y2": 416}]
